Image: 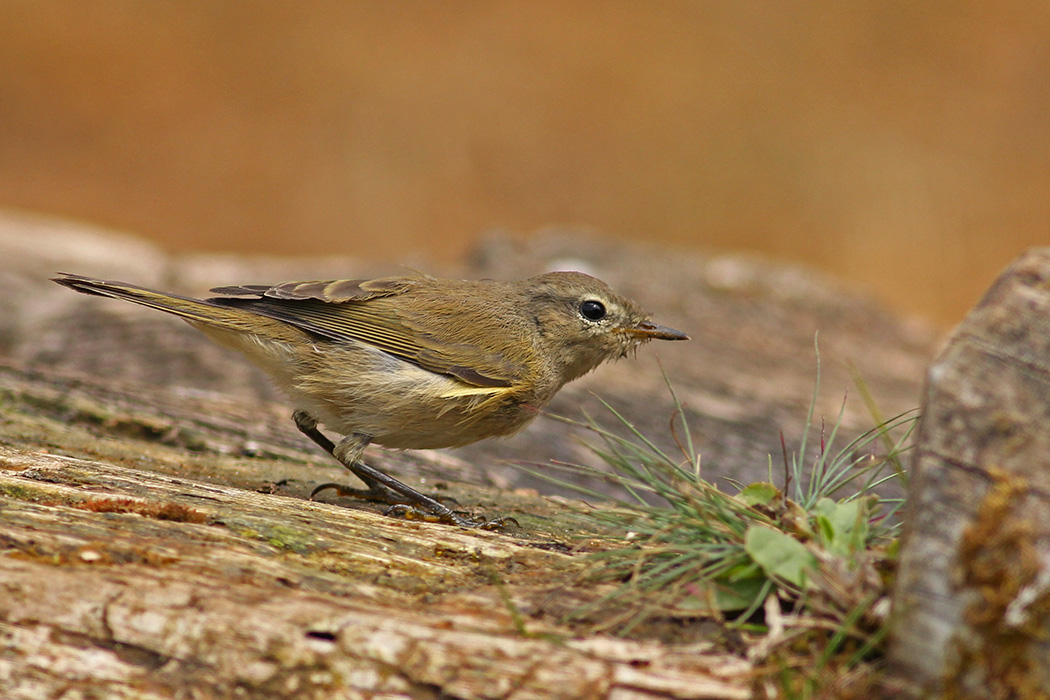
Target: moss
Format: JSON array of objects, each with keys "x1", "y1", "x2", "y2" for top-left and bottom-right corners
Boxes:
[
  {"x1": 0, "y1": 482, "x2": 54, "y2": 502},
  {"x1": 945, "y1": 467, "x2": 1050, "y2": 700},
  {"x1": 220, "y1": 520, "x2": 319, "y2": 555}
]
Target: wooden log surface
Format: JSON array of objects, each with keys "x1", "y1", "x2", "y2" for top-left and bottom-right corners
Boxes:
[
  {"x1": 0, "y1": 211, "x2": 940, "y2": 698},
  {"x1": 0, "y1": 361, "x2": 753, "y2": 700},
  {"x1": 888, "y1": 248, "x2": 1050, "y2": 698}
]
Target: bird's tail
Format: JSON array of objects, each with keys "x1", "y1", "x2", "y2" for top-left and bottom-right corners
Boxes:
[{"x1": 52, "y1": 273, "x2": 263, "y2": 332}]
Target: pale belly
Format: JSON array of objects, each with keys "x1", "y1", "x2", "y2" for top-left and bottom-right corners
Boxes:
[{"x1": 196, "y1": 324, "x2": 541, "y2": 449}]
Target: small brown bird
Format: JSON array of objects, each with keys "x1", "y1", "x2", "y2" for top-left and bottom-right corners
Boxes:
[{"x1": 53, "y1": 271, "x2": 688, "y2": 526}]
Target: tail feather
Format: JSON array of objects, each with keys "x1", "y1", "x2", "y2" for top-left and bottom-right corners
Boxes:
[{"x1": 52, "y1": 273, "x2": 265, "y2": 331}]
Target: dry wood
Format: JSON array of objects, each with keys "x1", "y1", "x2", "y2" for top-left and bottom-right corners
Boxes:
[
  {"x1": 888, "y1": 248, "x2": 1050, "y2": 698},
  {"x1": 0, "y1": 362, "x2": 751, "y2": 699},
  {"x1": 0, "y1": 213, "x2": 943, "y2": 698}
]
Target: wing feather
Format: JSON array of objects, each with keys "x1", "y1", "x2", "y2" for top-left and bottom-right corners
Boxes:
[{"x1": 208, "y1": 277, "x2": 522, "y2": 389}]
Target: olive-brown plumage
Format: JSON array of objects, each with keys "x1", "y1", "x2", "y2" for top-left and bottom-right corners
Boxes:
[{"x1": 53, "y1": 270, "x2": 687, "y2": 526}]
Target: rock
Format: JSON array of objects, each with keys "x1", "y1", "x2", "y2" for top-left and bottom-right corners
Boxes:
[{"x1": 888, "y1": 248, "x2": 1050, "y2": 698}]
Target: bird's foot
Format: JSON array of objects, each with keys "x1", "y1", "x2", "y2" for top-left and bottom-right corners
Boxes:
[
  {"x1": 310, "y1": 482, "x2": 461, "y2": 509},
  {"x1": 384, "y1": 503, "x2": 519, "y2": 530},
  {"x1": 311, "y1": 481, "x2": 404, "y2": 504}
]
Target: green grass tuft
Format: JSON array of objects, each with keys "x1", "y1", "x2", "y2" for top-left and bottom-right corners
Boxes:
[{"x1": 532, "y1": 341, "x2": 917, "y2": 694}]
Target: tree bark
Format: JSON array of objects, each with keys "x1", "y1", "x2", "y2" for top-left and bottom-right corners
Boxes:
[{"x1": 888, "y1": 248, "x2": 1050, "y2": 698}]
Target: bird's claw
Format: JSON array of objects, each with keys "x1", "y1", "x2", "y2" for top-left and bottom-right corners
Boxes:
[
  {"x1": 311, "y1": 482, "x2": 460, "y2": 508},
  {"x1": 383, "y1": 504, "x2": 518, "y2": 530},
  {"x1": 310, "y1": 481, "x2": 412, "y2": 505},
  {"x1": 309, "y1": 482, "x2": 366, "y2": 501}
]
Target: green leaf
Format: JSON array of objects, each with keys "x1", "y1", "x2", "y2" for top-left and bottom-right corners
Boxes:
[
  {"x1": 813, "y1": 497, "x2": 869, "y2": 556},
  {"x1": 738, "y1": 482, "x2": 780, "y2": 507},
  {"x1": 745, "y1": 525, "x2": 818, "y2": 588},
  {"x1": 673, "y1": 574, "x2": 768, "y2": 613}
]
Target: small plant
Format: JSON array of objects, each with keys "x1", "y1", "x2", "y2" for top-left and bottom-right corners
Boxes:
[{"x1": 535, "y1": 342, "x2": 916, "y2": 694}]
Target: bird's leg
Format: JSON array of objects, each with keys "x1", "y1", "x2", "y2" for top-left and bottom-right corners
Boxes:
[
  {"x1": 293, "y1": 410, "x2": 507, "y2": 528},
  {"x1": 293, "y1": 410, "x2": 398, "y2": 501},
  {"x1": 292, "y1": 409, "x2": 335, "y2": 453}
]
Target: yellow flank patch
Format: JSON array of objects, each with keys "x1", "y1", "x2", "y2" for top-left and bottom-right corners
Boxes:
[{"x1": 438, "y1": 384, "x2": 509, "y2": 399}]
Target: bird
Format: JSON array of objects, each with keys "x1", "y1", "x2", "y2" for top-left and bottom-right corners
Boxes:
[{"x1": 53, "y1": 270, "x2": 688, "y2": 527}]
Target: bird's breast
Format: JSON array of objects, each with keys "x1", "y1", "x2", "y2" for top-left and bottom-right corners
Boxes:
[{"x1": 284, "y1": 340, "x2": 542, "y2": 449}]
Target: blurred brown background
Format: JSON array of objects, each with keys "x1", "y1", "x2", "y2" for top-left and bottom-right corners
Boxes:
[{"x1": 1, "y1": 1, "x2": 1047, "y2": 327}]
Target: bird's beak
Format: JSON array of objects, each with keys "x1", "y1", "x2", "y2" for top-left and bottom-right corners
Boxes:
[{"x1": 628, "y1": 320, "x2": 690, "y2": 341}]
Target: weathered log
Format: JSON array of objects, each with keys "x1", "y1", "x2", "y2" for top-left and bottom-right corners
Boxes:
[
  {"x1": 0, "y1": 211, "x2": 940, "y2": 698},
  {"x1": 0, "y1": 363, "x2": 752, "y2": 700},
  {"x1": 888, "y1": 248, "x2": 1050, "y2": 698}
]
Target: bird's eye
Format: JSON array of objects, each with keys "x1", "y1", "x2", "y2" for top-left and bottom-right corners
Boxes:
[{"x1": 579, "y1": 299, "x2": 606, "y2": 321}]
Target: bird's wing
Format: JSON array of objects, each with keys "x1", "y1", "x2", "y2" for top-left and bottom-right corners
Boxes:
[
  {"x1": 210, "y1": 276, "x2": 415, "y2": 303},
  {"x1": 209, "y1": 277, "x2": 521, "y2": 389}
]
